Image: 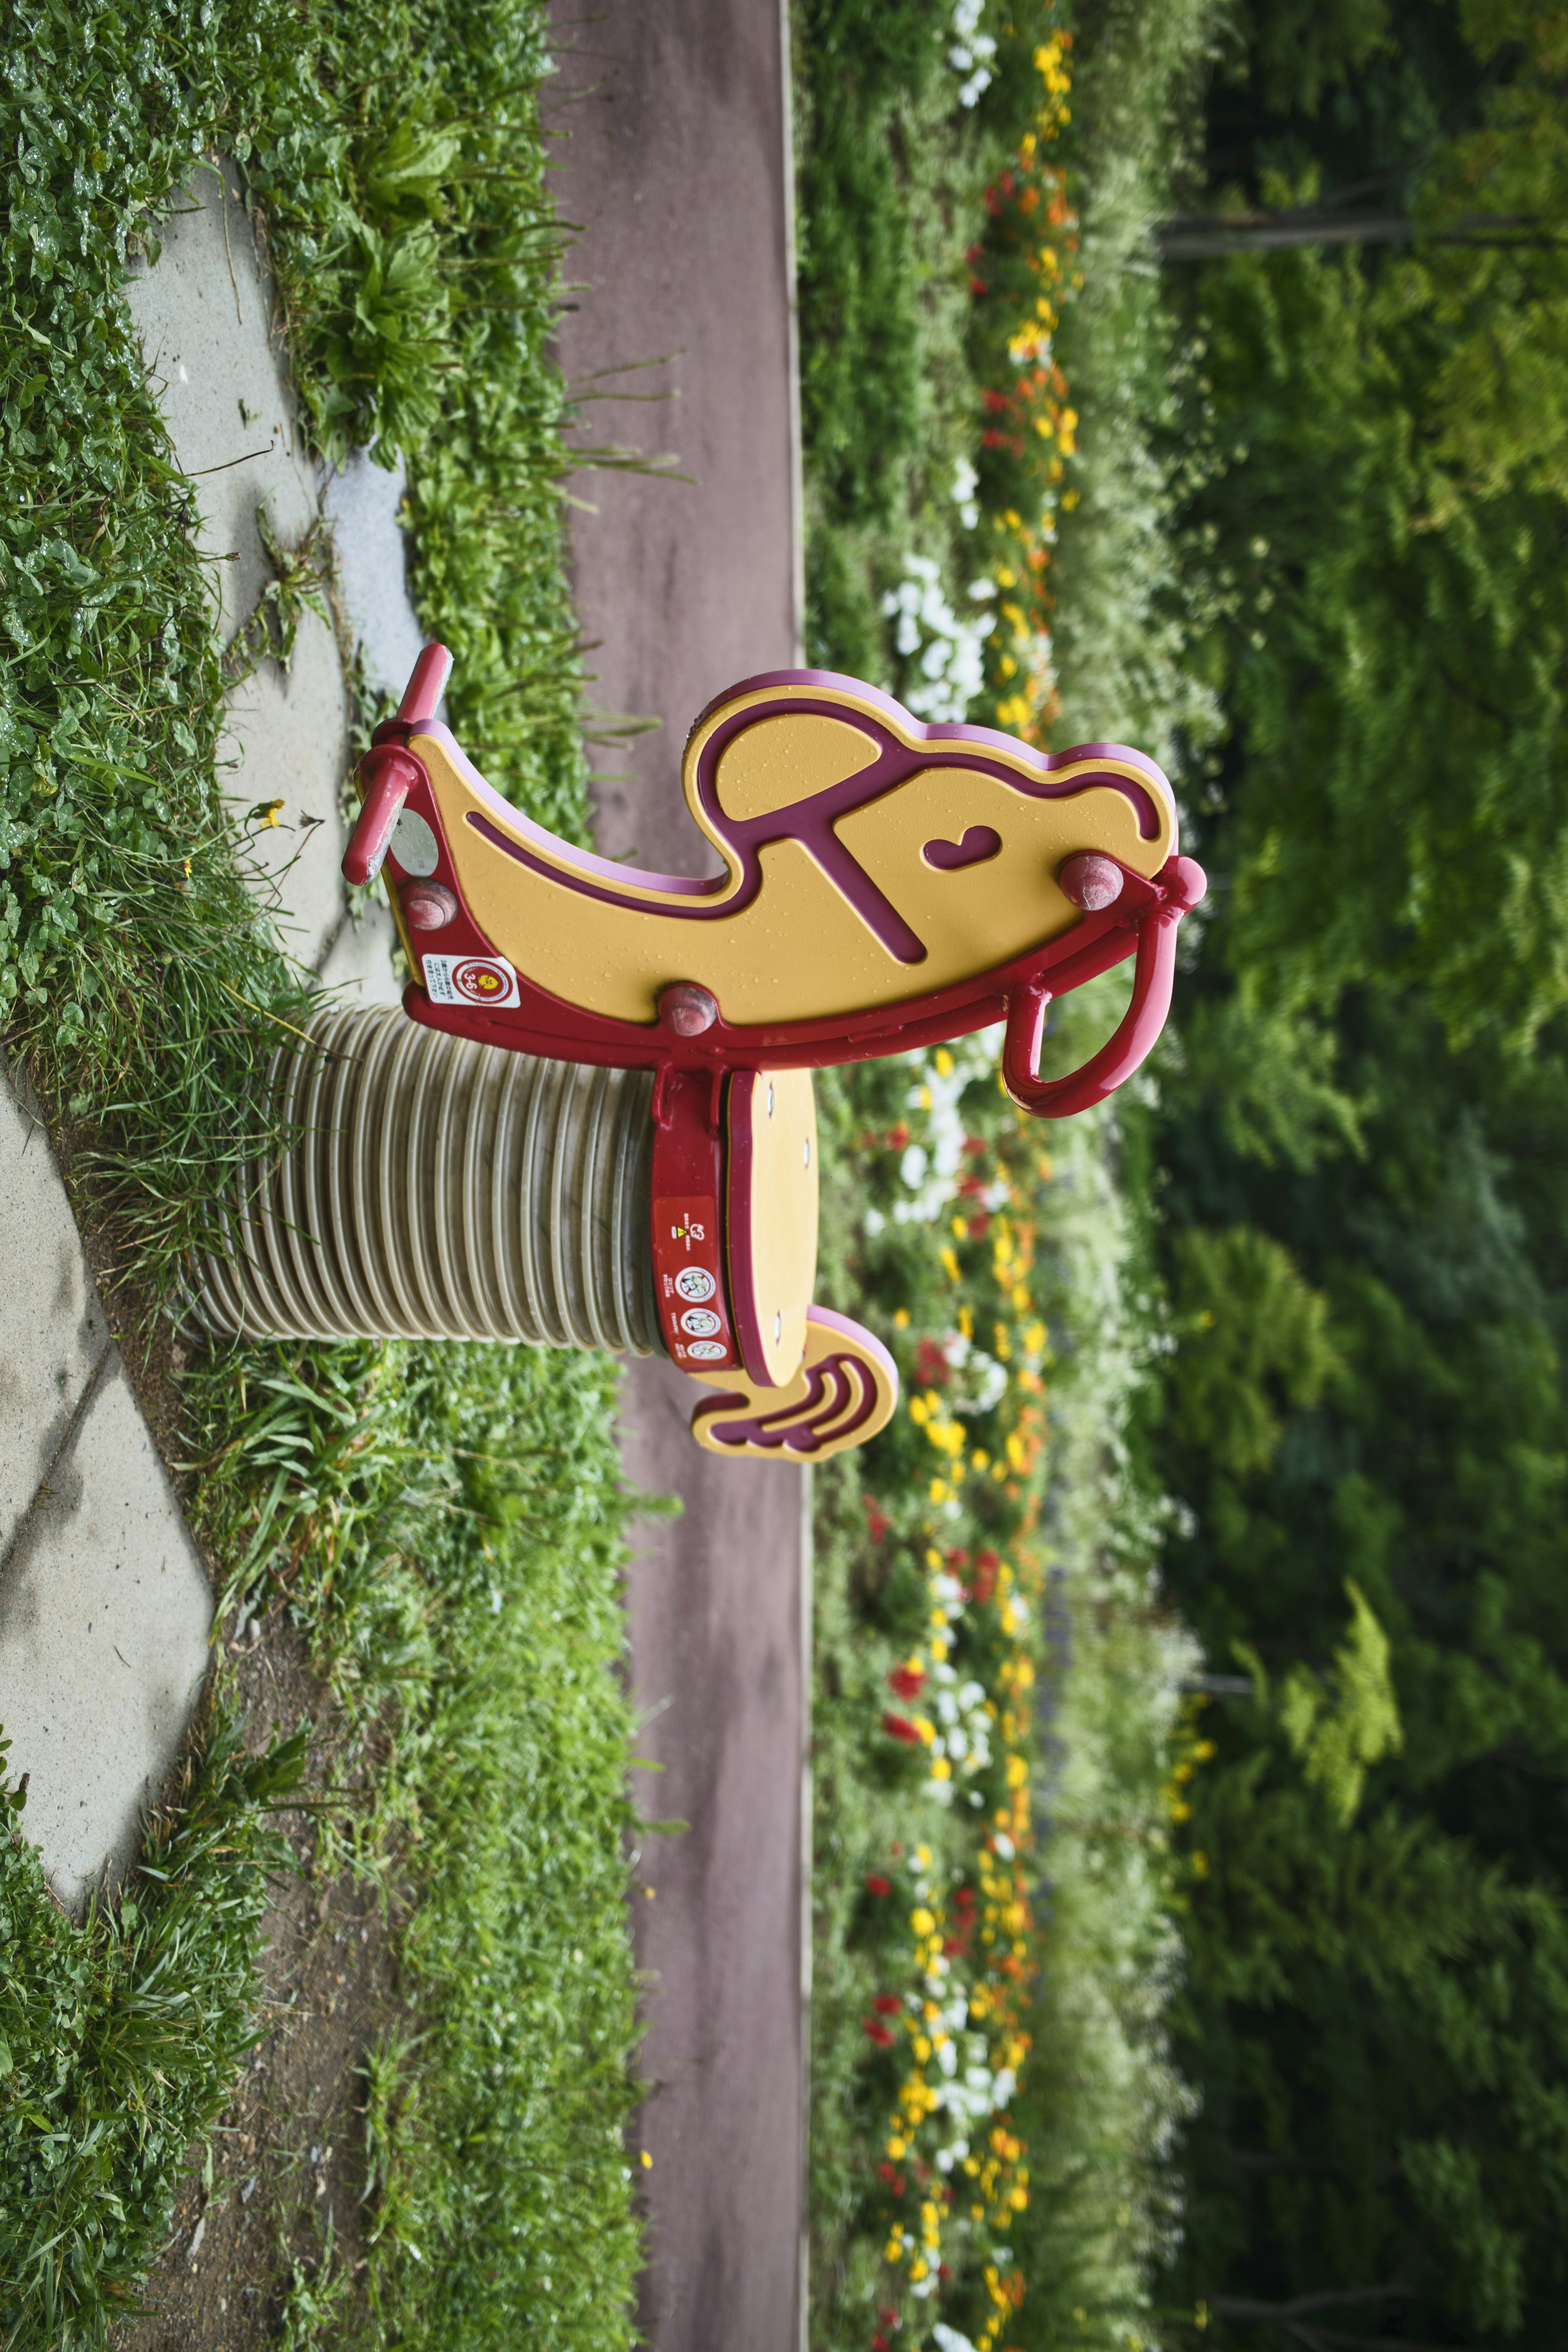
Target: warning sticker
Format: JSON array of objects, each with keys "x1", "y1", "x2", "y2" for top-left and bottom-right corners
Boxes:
[
  {"x1": 653, "y1": 1195, "x2": 736, "y2": 1370},
  {"x1": 421, "y1": 952, "x2": 520, "y2": 1011}
]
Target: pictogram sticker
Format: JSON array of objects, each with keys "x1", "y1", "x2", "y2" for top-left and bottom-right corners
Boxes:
[
  {"x1": 421, "y1": 952, "x2": 521, "y2": 1009},
  {"x1": 653, "y1": 1195, "x2": 737, "y2": 1369}
]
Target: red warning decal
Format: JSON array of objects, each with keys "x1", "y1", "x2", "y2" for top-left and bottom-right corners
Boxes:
[{"x1": 653, "y1": 1196, "x2": 737, "y2": 1369}]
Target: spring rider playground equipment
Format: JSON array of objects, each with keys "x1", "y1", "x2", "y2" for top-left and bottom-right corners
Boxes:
[{"x1": 198, "y1": 645, "x2": 1204, "y2": 1463}]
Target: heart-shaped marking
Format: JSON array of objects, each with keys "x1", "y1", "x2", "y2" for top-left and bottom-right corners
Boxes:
[{"x1": 922, "y1": 824, "x2": 1002, "y2": 872}]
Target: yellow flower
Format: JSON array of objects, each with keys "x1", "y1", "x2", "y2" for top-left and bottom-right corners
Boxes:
[
  {"x1": 887, "y1": 2135, "x2": 907, "y2": 2159},
  {"x1": 940, "y1": 1245, "x2": 961, "y2": 1284},
  {"x1": 952, "y1": 1214, "x2": 967, "y2": 1239},
  {"x1": 893, "y1": 1307, "x2": 911, "y2": 1329},
  {"x1": 641, "y1": 2150, "x2": 652, "y2": 2168},
  {"x1": 909, "y1": 1396, "x2": 930, "y2": 1427},
  {"x1": 914, "y1": 2034, "x2": 932, "y2": 2061},
  {"x1": 930, "y1": 1477, "x2": 949, "y2": 1503},
  {"x1": 933, "y1": 1046, "x2": 954, "y2": 1077},
  {"x1": 931, "y1": 1757, "x2": 952, "y2": 1782},
  {"x1": 911, "y1": 1907, "x2": 936, "y2": 1937},
  {"x1": 972, "y1": 1450, "x2": 990, "y2": 1472},
  {"x1": 1006, "y1": 1755, "x2": 1028, "y2": 1791}
]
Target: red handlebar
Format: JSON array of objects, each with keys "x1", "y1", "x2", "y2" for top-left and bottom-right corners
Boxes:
[
  {"x1": 342, "y1": 745, "x2": 427, "y2": 888},
  {"x1": 1002, "y1": 855, "x2": 1206, "y2": 1119}
]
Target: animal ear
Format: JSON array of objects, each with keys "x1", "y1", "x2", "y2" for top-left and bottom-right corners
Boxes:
[
  {"x1": 688, "y1": 1307, "x2": 898, "y2": 1460},
  {"x1": 709, "y1": 708, "x2": 883, "y2": 822}
]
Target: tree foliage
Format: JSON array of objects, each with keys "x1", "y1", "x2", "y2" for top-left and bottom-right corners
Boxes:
[{"x1": 1147, "y1": 4, "x2": 1568, "y2": 2339}]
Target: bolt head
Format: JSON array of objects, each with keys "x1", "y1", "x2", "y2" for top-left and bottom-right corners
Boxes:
[
  {"x1": 659, "y1": 982, "x2": 720, "y2": 1037},
  {"x1": 1058, "y1": 852, "x2": 1124, "y2": 912},
  {"x1": 399, "y1": 880, "x2": 460, "y2": 932}
]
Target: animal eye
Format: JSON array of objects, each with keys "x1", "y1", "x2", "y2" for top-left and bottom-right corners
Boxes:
[{"x1": 923, "y1": 826, "x2": 1002, "y2": 872}]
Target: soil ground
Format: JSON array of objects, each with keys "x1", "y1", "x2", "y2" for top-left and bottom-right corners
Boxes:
[{"x1": 110, "y1": 1624, "x2": 403, "y2": 2352}]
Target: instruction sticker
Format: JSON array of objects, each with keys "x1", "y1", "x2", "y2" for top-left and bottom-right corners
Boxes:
[
  {"x1": 653, "y1": 1195, "x2": 737, "y2": 1371},
  {"x1": 421, "y1": 952, "x2": 520, "y2": 1011}
]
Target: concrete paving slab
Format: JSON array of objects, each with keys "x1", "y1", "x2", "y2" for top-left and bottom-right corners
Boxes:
[
  {"x1": 0, "y1": 1353, "x2": 214, "y2": 1917},
  {"x1": 317, "y1": 898, "x2": 406, "y2": 1009},
  {"x1": 219, "y1": 608, "x2": 354, "y2": 975},
  {"x1": 125, "y1": 161, "x2": 316, "y2": 650},
  {"x1": 322, "y1": 453, "x2": 428, "y2": 702},
  {"x1": 0, "y1": 1051, "x2": 111, "y2": 1557},
  {"x1": 126, "y1": 168, "x2": 408, "y2": 1005}
]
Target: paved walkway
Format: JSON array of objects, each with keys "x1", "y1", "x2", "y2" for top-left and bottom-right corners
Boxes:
[
  {"x1": 0, "y1": 164, "x2": 408, "y2": 1916},
  {"x1": 547, "y1": 8, "x2": 809, "y2": 2345}
]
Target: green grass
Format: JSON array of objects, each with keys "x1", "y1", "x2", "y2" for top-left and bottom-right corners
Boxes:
[
  {"x1": 0, "y1": 1713, "x2": 305, "y2": 2343},
  {"x1": 0, "y1": 3, "x2": 644, "y2": 2344},
  {"x1": 187, "y1": 1339, "x2": 646, "y2": 2348}
]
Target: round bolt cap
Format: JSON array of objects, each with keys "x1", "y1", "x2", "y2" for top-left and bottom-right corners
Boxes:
[
  {"x1": 659, "y1": 982, "x2": 720, "y2": 1037},
  {"x1": 1058, "y1": 852, "x2": 1124, "y2": 911},
  {"x1": 399, "y1": 880, "x2": 460, "y2": 932}
]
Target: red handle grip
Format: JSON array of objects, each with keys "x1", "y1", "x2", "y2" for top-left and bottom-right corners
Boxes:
[
  {"x1": 1002, "y1": 855, "x2": 1206, "y2": 1119},
  {"x1": 342, "y1": 745, "x2": 426, "y2": 887}
]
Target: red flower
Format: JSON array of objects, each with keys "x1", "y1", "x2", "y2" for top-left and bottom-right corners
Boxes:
[
  {"x1": 914, "y1": 1337, "x2": 949, "y2": 1390},
  {"x1": 863, "y1": 2018, "x2": 894, "y2": 2047},
  {"x1": 865, "y1": 1871, "x2": 892, "y2": 1897},
  {"x1": 863, "y1": 1494, "x2": 891, "y2": 1541},
  {"x1": 873, "y1": 1993, "x2": 902, "y2": 2014},
  {"x1": 973, "y1": 1549, "x2": 1000, "y2": 1605},
  {"x1": 883, "y1": 1713, "x2": 921, "y2": 1744},
  {"x1": 888, "y1": 1662, "x2": 926, "y2": 1701},
  {"x1": 968, "y1": 1212, "x2": 991, "y2": 1241},
  {"x1": 873, "y1": 2338, "x2": 887, "y2": 2352}
]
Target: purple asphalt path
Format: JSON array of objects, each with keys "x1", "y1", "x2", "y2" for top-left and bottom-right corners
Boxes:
[{"x1": 545, "y1": 9, "x2": 807, "y2": 2348}]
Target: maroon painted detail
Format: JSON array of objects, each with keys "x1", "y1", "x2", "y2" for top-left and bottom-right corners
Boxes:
[
  {"x1": 923, "y1": 825, "x2": 1002, "y2": 872},
  {"x1": 1058, "y1": 851, "x2": 1124, "y2": 911},
  {"x1": 690, "y1": 1311, "x2": 898, "y2": 1455},
  {"x1": 399, "y1": 879, "x2": 460, "y2": 931}
]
